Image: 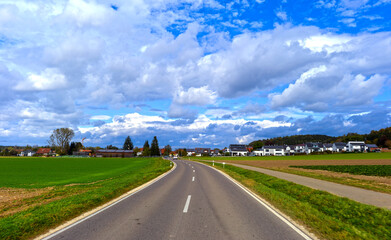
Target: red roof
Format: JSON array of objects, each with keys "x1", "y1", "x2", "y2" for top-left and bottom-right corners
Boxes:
[
  {"x1": 36, "y1": 148, "x2": 51, "y2": 154},
  {"x1": 80, "y1": 149, "x2": 92, "y2": 153}
]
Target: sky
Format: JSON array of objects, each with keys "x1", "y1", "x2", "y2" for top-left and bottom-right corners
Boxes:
[{"x1": 1, "y1": 0, "x2": 391, "y2": 149}]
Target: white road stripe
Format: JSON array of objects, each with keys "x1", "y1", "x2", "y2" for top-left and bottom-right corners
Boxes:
[
  {"x1": 192, "y1": 177, "x2": 195, "y2": 181},
  {"x1": 183, "y1": 195, "x2": 191, "y2": 213},
  {"x1": 193, "y1": 170, "x2": 195, "y2": 172}
]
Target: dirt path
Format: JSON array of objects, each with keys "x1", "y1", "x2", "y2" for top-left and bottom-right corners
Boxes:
[{"x1": 228, "y1": 162, "x2": 391, "y2": 210}]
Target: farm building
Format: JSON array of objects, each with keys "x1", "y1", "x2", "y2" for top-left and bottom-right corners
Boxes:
[{"x1": 96, "y1": 150, "x2": 134, "y2": 158}]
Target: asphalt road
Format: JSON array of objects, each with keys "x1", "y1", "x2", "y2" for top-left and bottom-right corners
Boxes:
[{"x1": 45, "y1": 160, "x2": 310, "y2": 240}]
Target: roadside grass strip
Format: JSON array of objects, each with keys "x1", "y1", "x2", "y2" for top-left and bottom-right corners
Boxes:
[
  {"x1": 205, "y1": 162, "x2": 391, "y2": 240},
  {"x1": 0, "y1": 158, "x2": 171, "y2": 240},
  {"x1": 291, "y1": 165, "x2": 391, "y2": 177}
]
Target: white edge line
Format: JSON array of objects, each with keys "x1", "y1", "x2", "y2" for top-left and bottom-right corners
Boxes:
[
  {"x1": 183, "y1": 195, "x2": 192, "y2": 213},
  {"x1": 196, "y1": 161, "x2": 313, "y2": 240},
  {"x1": 38, "y1": 161, "x2": 177, "y2": 240},
  {"x1": 192, "y1": 176, "x2": 195, "y2": 181}
]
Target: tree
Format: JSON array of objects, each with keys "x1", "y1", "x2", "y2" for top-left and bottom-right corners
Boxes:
[
  {"x1": 106, "y1": 145, "x2": 119, "y2": 150},
  {"x1": 163, "y1": 145, "x2": 172, "y2": 156},
  {"x1": 142, "y1": 141, "x2": 150, "y2": 156},
  {"x1": 48, "y1": 128, "x2": 74, "y2": 155},
  {"x1": 68, "y1": 142, "x2": 83, "y2": 155},
  {"x1": 150, "y1": 136, "x2": 160, "y2": 156},
  {"x1": 123, "y1": 136, "x2": 133, "y2": 150}
]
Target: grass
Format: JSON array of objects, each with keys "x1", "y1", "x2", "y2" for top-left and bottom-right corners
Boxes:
[
  {"x1": 202, "y1": 161, "x2": 391, "y2": 240},
  {"x1": 291, "y1": 165, "x2": 391, "y2": 176},
  {"x1": 192, "y1": 152, "x2": 391, "y2": 161},
  {"x1": 269, "y1": 167, "x2": 391, "y2": 195},
  {"x1": 0, "y1": 157, "x2": 171, "y2": 240}
]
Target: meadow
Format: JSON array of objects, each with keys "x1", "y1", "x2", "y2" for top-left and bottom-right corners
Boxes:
[
  {"x1": 0, "y1": 157, "x2": 171, "y2": 240},
  {"x1": 291, "y1": 165, "x2": 391, "y2": 176}
]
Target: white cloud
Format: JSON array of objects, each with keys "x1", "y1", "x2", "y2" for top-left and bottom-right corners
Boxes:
[
  {"x1": 90, "y1": 115, "x2": 111, "y2": 121},
  {"x1": 276, "y1": 11, "x2": 287, "y2": 21},
  {"x1": 174, "y1": 86, "x2": 217, "y2": 106},
  {"x1": 14, "y1": 68, "x2": 67, "y2": 91}
]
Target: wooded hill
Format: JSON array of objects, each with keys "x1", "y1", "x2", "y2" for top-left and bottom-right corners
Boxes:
[{"x1": 249, "y1": 126, "x2": 391, "y2": 149}]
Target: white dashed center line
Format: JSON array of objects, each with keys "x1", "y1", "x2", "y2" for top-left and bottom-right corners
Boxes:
[
  {"x1": 192, "y1": 176, "x2": 195, "y2": 181},
  {"x1": 183, "y1": 195, "x2": 191, "y2": 213}
]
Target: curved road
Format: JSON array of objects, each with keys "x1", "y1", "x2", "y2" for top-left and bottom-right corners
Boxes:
[{"x1": 44, "y1": 160, "x2": 310, "y2": 240}]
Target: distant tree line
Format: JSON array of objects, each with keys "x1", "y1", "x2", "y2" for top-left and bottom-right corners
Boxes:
[{"x1": 249, "y1": 126, "x2": 391, "y2": 149}]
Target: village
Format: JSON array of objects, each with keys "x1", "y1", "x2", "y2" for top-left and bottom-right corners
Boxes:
[{"x1": 10, "y1": 140, "x2": 383, "y2": 158}]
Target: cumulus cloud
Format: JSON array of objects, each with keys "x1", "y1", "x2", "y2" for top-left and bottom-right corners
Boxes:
[
  {"x1": 14, "y1": 68, "x2": 67, "y2": 91},
  {"x1": 173, "y1": 86, "x2": 217, "y2": 106}
]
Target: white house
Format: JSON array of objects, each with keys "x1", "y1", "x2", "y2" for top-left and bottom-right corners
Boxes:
[
  {"x1": 347, "y1": 141, "x2": 366, "y2": 152},
  {"x1": 323, "y1": 143, "x2": 333, "y2": 152},
  {"x1": 186, "y1": 149, "x2": 195, "y2": 156},
  {"x1": 260, "y1": 146, "x2": 285, "y2": 156},
  {"x1": 304, "y1": 142, "x2": 324, "y2": 154},
  {"x1": 229, "y1": 144, "x2": 248, "y2": 156},
  {"x1": 295, "y1": 144, "x2": 306, "y2": 153},
  {"x1": 332, "y1": 142, "x2": 347, "y2": 152}
]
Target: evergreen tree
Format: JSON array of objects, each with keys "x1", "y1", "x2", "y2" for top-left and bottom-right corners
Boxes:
[
  {"x1": 142, "y1": 140, "x2": 150, "y2": 156},
  {"x1": 151, "y1": 136, "x2": 160, "y2": 156},
  {"x1": 123, "y1": 136, "x2": 133, "y2": 150}
]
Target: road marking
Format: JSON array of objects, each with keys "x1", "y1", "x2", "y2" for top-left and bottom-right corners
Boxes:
[
  {"x1": 193, "y1": 170, "x2": 195, "y2": 172},
  {"x1": 192, "y1": 166, "x2": 193, "y2": 168},
  {"x1": 202, "y1": 162, "x2": 312, "y2": 240},
  {"x1": 192, "y1": 176, "x2": 195, "y2": 181},
  {"x1": 183, "y1": 195, "x2": 191, "y2": 213}
]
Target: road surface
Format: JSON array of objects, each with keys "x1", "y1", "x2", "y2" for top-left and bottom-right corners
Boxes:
[{"x1": 44, "y1": 160, "x2": 310, "y2": 240}]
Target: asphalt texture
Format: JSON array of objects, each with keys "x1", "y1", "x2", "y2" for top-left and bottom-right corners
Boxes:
[
  {"x1": 228, "y1": 162, "x2": 391, "y2": 209},
  {"x1": 45, "y1": 160, "x2": 309, "y2": 240}
]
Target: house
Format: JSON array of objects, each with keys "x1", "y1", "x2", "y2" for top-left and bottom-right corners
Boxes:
[
  {"x1": 137, "y1": 148, "x2": 143, "y2": 156},
  {"x1": 96, "y1": 150, "x2": 134, "y2": 158},
  {"x1": 253, "y1": 148, "x2": 263, "y2": 156},
  {"x1": 228, "y1": 144, "x2": 248, "y2": 156},
  {"x1": 285, "y1": 145, "x2": 295, "y2": 155},
  {"x1": 323, "y1": 143, "x2": 333, "y2": 152},
  {"x1": 347, "y1": 141, "x2": 366, "y2": 152},
  {"x1": 366, "y1": 144, "x2": 380, "y2": 152},
  {"x1": 295, "y1": 144, "x2": 306, "y2": 153},
  {"x1": 195, "y1": 148, "x2": 211, "y2": 156},
  {"x1": 305, "y1": 142, "x2": 324, "y2": 154},
  {"x1": 19, "y1": 149, "x2": 36, "y2": 156},
  {"x1": 332, "y1": 142, "x2": 347, "y2": 152},
  {"x1": 36, "y1": 148, "x2": 54, "y2": 156},
  {"x1": 186, "y1": 149, "x2": 196, "y2": 156},
  {"x1": 263, "y1": 145, "x2": 285, "y2": 156}
]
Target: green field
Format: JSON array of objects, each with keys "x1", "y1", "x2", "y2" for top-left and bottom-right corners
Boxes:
[
  {"x1": 0, "y1": 157, "x2": 171, "y2": 240},
  {"x1": 194, "y1": 152, "x2": 391, "y2": 161},
  {"x1": 205, "y1": 161, "x2": 391, "y2": 240},
  {"x1": 0, "y1": 157, "x2": 158, "y2": 188},
  {"x1": 291, "y1": 165, "x2": 391, "y2": 176}
]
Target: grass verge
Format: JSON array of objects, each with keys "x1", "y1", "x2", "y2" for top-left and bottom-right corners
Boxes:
[
  {"x1": 202, "y1": 161, "x2": 391, "y2": 240},
  {"x1": 0, "y1": 158, "x2": 171, "y2": 240}
]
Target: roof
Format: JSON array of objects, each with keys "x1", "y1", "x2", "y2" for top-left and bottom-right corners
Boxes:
[
  {"x1": 187, "y1": 149, "x2": 195, "y2": 152},
  {"x1": 36, "y1": 148, "x2": 51, "y2": 154},
  {"x1": 366, "y1": 144, "x2": 379, "y2": 148},
  {"x1": 334, "y1": 142, "x2": 346, "y2": 146},
  {"x1": 195, "y1": 148, "x2": 211, "y2": 153},
  {"x1": 324, "y1": 143, "x2": 333, "y2": 148},
  {"x1": 263, "y1": 145, "x2": 284, "y2": 150},
  {"x1": 97, "y1": 150, "x2": 133, "y2": 153},
  {"x1": 229, "y1": 144, "x2": 247, "y2": 151}
]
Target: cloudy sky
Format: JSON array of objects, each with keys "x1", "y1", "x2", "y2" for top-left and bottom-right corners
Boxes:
[{"x1": 1, "y1": 0, "x2": 391, "y2": 148}]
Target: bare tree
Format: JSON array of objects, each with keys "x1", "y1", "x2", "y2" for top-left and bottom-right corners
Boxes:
[{"x1": 48, "y1": 128, "x2": 74, "y2": 154}]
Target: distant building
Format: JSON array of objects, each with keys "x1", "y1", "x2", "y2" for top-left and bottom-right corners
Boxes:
[
  {"x1": 332, "y1": 142, "x2": 347, "y2": 152},
  {"x1": 36, "y1": 148, "x2": 55, "y2": 156},
  {"x1": 366, "y1": 144, "x2": 380, "y2": 152},
  {"x1": 228, "y1": 144, "x2": 248, "y2": 156},
  {"x1": 195, "y1": 148, "x2": 211, "y2": 156},
  {"x1": 19, "y1": 149, "x2": 36, "y2": 157},
  {"x1": 347, "y1": 141, "x2": 366, "y2": 152}
]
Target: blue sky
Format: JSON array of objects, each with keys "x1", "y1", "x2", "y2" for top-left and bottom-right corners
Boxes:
[{"x1": 0, "y1": 0, "x2": 391, "y2": 148}]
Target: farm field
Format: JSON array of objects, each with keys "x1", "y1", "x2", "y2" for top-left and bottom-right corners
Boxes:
[
  {"x1": 291, "y1": 165, "x2": 391, "y2": 177},
  {"x1": 0, "y1": 157, "x2": 171, "y2": 240}
]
